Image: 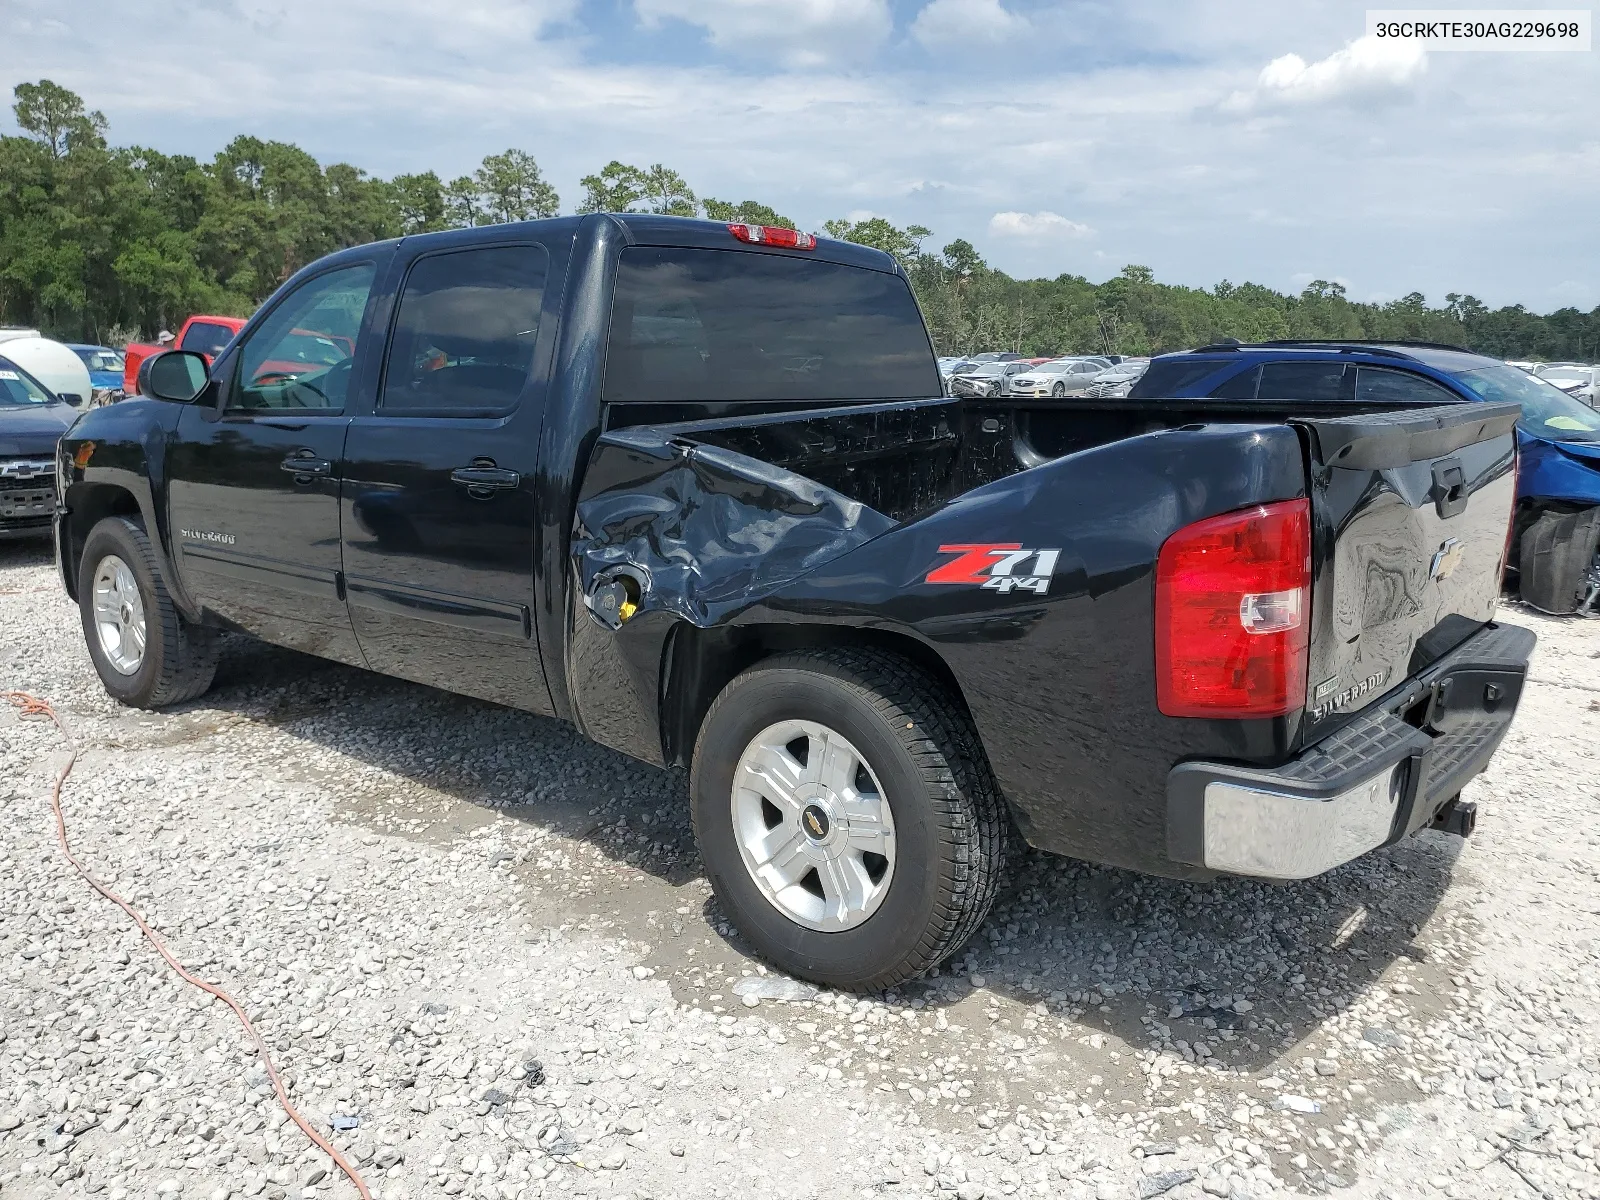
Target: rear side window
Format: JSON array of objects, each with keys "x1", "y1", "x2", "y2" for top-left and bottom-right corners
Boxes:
[
  {"x1": 1208, "y1": 366, "x2": 1261, "y2": 399},
  {"x1": 181, "y1": 322, "x2": 235, "y2": 357},
  {"x1": 381, "y1": 245, "x2": 548, "y2": 415},
  {"x1": 1258, "y1": 362, "x2": 1350, "y2": 401},
  {"x1": 603, "y1": 247, "x2": 937, "y2": 404},
  {"x1": 1354, "y1": 367, "x2": 1460, "y2": 406},
  {"x1": 1127, "y1": 359, "x2": 1225, "y2": 398}
]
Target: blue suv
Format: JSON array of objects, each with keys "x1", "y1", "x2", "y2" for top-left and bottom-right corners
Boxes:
[{"x1": 1130, "y1": 340, "x2": 1600, "y2": 614}]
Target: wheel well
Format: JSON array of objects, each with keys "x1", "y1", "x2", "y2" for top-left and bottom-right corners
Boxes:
[
  {"x1": 659, "y1": 622, "x2": 975, "y2": 768},
  {"x1": 61, "y1": 483, "x2": 140, "y2": 600}
]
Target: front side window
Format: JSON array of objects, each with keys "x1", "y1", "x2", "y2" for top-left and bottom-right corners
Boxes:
[
  {"x1": 234, "y1": 264, "x2": 375, "y2": 412},
  {"x1": 381, "y1": 245, "x2": 548, "y2": 415},
  {"x1": 0, "y1": 358, "x2": 57, "y2": 406},
  {"x1": 1354, "y1": 367, "x2": 1459, "y2": 406},
  {"x1": 603, "y1": 247, "x2": 938, "y2": 404},
  {"x1": 181, "y1": 322, "x2": 236, "y2": 357}
]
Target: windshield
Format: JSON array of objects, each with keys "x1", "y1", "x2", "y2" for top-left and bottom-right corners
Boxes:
[
  {"x1": 0, "y1": 358, "x2": 58, "y2": 406},
  {"x1": 1452, "y1": 364, "x2": 1600, "y2": 443},
  {"x1": 1539, "y1": 368, "x2": 1590, "y2": 384},
  {"x1": 74, "y1": 347, "x2": 125, "y2": 373},
  {"x1": 962, "y1": 362, "x2": 1008, "y2": 376}
]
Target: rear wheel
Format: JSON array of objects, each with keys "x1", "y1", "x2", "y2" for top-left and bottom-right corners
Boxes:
[
  {"x1": 79, "y1": 517, "x2": 220, "y2": 707},
  {"x1": 691, "y1": 648, "x2": 1009, "y2": 991},
  {"x1": 1518, "y1": 506, "x2": 1600, "y2": 614}
]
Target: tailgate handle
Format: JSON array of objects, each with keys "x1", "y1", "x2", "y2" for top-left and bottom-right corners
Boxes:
[{"x1": 1431, "y1": 459, "x2": 1468, "y2": 519}]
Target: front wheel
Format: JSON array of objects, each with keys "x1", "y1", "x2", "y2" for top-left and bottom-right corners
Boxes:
[
  {"x1": 78, "y1": 516, "x2": 220, "y2": 708},
  {"x1": 691, "y1": 649, "x2": 1009, "y2": 991},
  {"x1": 1051, "y1": 382, "x2": 1066, "y2": 398}
]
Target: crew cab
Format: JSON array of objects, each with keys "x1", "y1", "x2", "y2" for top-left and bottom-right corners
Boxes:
[
  {"x1": 54, "y1": 216, "x2": 1534, "y2": 990},
  {"x1": 1132, "y1": 342, "x2": 1600, "y2": 615},
  {"x1": 122, "y1": 315, "x2": 247, "y2": 396}
]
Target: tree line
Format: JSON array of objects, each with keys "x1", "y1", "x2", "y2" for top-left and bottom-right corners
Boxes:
[{"x1": 2, "y1": 80, "x2": 1595, "y2": 363}]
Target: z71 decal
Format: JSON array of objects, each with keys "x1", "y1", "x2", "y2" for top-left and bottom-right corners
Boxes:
[{"x1": 925, "y1": 543, "x2": 1062, "y2": 595}]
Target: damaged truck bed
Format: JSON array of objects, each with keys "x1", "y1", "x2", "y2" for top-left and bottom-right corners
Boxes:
[{"x1": 57, "y1": 213, "x2": 1534, "y2": 990}]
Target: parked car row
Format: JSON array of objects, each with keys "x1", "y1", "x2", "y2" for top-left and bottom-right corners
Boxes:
[
  {"x1": 1533, "y1": 362, "x2": 1600, "y2": 407},
  {"x1": 940, "y1": 353, "x2": 1149, "y2": 399}
]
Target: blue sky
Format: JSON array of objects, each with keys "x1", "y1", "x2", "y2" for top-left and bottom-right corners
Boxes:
[{"x1": 5, "y1": 0, "x2": 1596, "y2": 310}]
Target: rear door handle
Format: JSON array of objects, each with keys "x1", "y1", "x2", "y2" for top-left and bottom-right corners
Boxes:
[
  {"x1": 451, "y1": 461, "x2": 520, "y2": 495},
  {"x1": 280, "y1": 451, "x2": 331, "y2": 477}
]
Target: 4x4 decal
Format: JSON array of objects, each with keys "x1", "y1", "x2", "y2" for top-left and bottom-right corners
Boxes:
[{"x1": 925, "y1": 543, "x2": 1061, "y2": 595}]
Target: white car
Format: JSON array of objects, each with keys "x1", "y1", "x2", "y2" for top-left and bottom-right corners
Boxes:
[
  {"x1": 1007, "y1": 357, "x2": 1112, "y2": 399},
  {"x1": 1537, "y1": 364, "x2": 1600, "y2": 407},
  {"x1": 948, "y1": 360, "x2": 1032, "y2": 398}
]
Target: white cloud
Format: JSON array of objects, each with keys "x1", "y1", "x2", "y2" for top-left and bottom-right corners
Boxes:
[
  {"x1": 989, "y1": 211, "x2": 1092, "y2": 239},
  {"x1": 1222, "y1": 34, "x2": 1426, "y2": 112},
  {"x1": 2, "y1": 1, "x2": 1595, "y2": 309},
  {"x1": 634, "y1": 0, "x2": 890, "y2": 68},
  {"x1": 911, "y1": 0, "x2": 1028, "y2": 49}
]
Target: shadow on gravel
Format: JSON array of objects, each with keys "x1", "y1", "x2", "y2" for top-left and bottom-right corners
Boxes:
[
  {"x1": 188, "y1": 632, "x2": 1461, "y2": 1078},
  {"x1": 0, "y1": 539, "x2": 55, "y2": 574},
  {"x1": 892, "y1": 835, "x2": 1464, "y2": 1075}
]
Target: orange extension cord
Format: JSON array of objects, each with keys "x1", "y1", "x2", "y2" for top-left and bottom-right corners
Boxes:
[{"x1": 4, "y1": 691, "x2": 373, "y2": 1198}]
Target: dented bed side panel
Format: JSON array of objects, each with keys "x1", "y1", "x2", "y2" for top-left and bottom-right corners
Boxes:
[{"x1": 568, "y1": 419, "x2": 1312, "y2": 879}]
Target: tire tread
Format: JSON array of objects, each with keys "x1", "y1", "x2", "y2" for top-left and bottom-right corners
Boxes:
[
  {"x1": 694, "y1": 647, "x2": 1010, "y2": 991},
  {"x1": 84, "y1": 517, "x2": 219, "y2": 708}
]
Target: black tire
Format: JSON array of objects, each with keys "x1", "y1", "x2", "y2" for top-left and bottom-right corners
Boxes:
[
  {"x1": 690, "y1": 648, "x2": 1009, "y2": 991},
  {"x1": 78, "y1": 516, "x2": 220, "y2": 708},
  {"x1": 1051, "y1": 383, "x2": 1066, "y2": 398},
  {"x1": 1518, "y1": 507, "x2": 1600, "y2": 614}
]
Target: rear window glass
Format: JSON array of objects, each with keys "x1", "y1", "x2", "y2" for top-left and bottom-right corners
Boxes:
[
  {"x1": 1127, "y1": 359, "x2": 1225, "y2": 398},
  {"x1": 603, "y1": 247, "x2": 937, "y2": 404},
  {"x1": 1258, "y1": 362, "x2": 1349, "y2": 401},
  {"x1": 180, "y1": 322, "x2": 235, "y2": 357},
  {"x1": 1208, "y1": 366, "x2": 1260, "y2": 399},
  {"x1": 1354, "y1": 367, "x2": 1459, "y2": 406}
]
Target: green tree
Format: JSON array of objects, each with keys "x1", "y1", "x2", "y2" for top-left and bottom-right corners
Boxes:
[
  {"x1": 822, "y1": 216, "x2": 931, "y2": 265},
  {"x1": 391, "y1": 171, "x2": 448, "y2": 233},
  {"x1": 13, "y1": 79, "x2": 105, "y2": 159},
  {"x1": 578, "y1": 161, "x2": 647, "y2": 213},
  {"x1": 3, "y1": 79, "x2": 1596, "y2": 360},
  {"x1": 474, "y1": 149, "x2": 559, "y2": 223},
  {"x1": 702, "y1": 198, "x2": 795, "y2": 229},
  {"x1": 637, "y1": 163, "x2": 696, "y2": 217}
]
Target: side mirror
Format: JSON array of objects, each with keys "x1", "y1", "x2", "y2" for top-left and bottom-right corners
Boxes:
[{"x1": 139, "y1": 350, "x2": 210, "y2": 403}]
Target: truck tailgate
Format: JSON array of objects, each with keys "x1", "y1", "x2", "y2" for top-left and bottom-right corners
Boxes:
[{"x1": 1295, "y1": 402, "x2": 1522, "y2": 739}]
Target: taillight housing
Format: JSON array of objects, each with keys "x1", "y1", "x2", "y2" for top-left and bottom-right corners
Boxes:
[
  {"x1": 728, "y1": 223, "x2": 816, "y2": 250},
  {"x1": 1155, "y1": 499, "x2": 1311, "y2": 718}
]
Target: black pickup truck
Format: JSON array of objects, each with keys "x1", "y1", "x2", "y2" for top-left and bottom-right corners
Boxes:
[{"x1": 53, "y1": 214, "x2": 1534, "y2": 990}]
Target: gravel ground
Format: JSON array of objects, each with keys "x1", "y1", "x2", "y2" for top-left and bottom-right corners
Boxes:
[{"x1": 2, "y1": 539, "x2": 1598, "y2": 1200}]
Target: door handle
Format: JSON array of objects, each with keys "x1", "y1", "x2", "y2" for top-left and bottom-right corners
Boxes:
[
  {"x1": 451, "y1": 462, "x2": 520, "y2": 496},
  {"x1": 280, "y1": 451, "x2": 332, "y2": 478}
]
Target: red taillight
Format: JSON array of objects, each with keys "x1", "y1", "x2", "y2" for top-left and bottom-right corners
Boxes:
[
  {"x1": 728, "y1": 223, "x2": 816, "y2": 250},
  {"x1": 1155, "y1": 499, "x2": 1311, "y2": 718}
]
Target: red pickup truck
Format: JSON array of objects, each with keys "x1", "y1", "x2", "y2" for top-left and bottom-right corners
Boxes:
[
  {"x1": 123, "y1": 316, "x2": 356, "y2": 396},
  {"x1": 123, "y1": 316, "x2": 246, "y2": 395}
]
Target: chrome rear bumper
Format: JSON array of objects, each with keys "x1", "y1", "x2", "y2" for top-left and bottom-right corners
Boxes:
[{"x1": 1166, "y1": 622, "x2": 1535, "y2": 880}]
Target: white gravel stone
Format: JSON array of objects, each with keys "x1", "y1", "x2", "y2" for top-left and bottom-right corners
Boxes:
[{"x1": 3, "y1": 551, "x2": 1598, "y2": 1200}]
